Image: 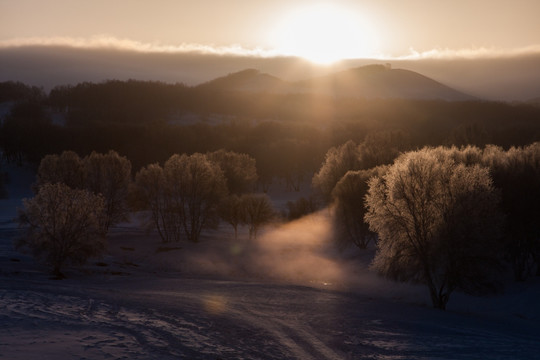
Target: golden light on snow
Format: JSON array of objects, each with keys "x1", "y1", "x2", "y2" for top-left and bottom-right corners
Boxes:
[
  {"x1": 203, "y1": 295, "x2": 228, "y2": 315},
  {"x1": 268, "y1": 3, "x2": 379, "y2": 64}
]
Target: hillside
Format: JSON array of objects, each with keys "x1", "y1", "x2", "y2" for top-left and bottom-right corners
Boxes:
[
  {"x1": 197, "y1": 69, "x2": 290, "y2": 93},
  {"x1": 196, "y1": 65, "x2": 474, "y2": 101},
  {"x1": 295, "y1": 64, "x2": 474, "y2": 100}
]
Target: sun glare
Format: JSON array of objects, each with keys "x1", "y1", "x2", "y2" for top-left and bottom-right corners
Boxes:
[{"x1": 269, "y1": 4, "x2": 378, "y2": 64}]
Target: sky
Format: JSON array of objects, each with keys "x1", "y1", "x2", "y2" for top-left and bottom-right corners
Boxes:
[
  {"x1": 1, "y1": 0, "x2": 540, "y2": 100},
  {"x1": 2, "y1": 0, "x2": 540, "y2": 62}
]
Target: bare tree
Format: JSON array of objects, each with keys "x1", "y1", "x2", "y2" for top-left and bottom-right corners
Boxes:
[
  {"x1": 365, "y1": 149, "x2": 503, "y2": 310},
  {"x1": 17, "y1": 183, "x2": 106, "y2": 278}
]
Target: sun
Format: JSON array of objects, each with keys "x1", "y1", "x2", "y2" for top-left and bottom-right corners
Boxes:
[{"x1": 269, "y1": 4, "x2": 378, "y2": 64}]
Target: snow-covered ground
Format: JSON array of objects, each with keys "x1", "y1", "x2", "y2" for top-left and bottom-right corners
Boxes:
[{"x1": 1, "y1": 165, "x2": 540, "y2": 359}]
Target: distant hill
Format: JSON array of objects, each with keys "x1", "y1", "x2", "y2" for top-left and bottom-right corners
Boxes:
[
  {"x1": 196, "y1": 65, "x2": 474, "y2": 101},
  {"x1": 294, "y1": 64, "x2": 475, "y2": 101},
  {"x1": 196, "y1": 69, "x2": 290, "y2": 93}
]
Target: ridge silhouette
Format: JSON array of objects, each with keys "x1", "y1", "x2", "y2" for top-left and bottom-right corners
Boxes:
[{"x1": 198, "y1": 65, "x2": 474, "y2": 101}]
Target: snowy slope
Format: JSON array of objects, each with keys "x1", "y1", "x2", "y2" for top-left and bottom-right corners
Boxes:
[
  {"x1": 1, "y1": 181, "x2": 540, "y2": 359},
  {"x1": 2, "y1": 273, "x2": 540, "y2": 359}
]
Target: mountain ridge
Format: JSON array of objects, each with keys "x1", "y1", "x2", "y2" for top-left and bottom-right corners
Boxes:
[{"x1": 198, "y1": 64, "x2": 475, "y2": 101}]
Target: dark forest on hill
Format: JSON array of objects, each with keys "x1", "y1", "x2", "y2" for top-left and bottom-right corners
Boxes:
[{"x1": 2, "y1": 79, "x2": 540, "y2": 175}]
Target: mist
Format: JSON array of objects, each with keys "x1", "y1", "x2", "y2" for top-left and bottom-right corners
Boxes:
[
  {"x1": 148, "y1": 209, "x2": 425, "y2": 304},
  {"x1": 156, "y1": 211, "x2": 346, "y2": 286},
  {"x1": 252, "y1": 210, "x2": 343, "y2": 286},
  {"x1": 1, "y1": 44, "x2": 540, "y2": 100}
]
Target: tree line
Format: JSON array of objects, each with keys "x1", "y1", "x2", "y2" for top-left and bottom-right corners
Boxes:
[
  {"x1": 314, "y1": 141, "x2": 540, "y2": 309},
  {"x1": 17, "y1": 149, "x2": 277, "y2": 278},
  {"x1": 3, "y1": 80, "x2": 540, "y2": 182},
  {"x1": 19, "y1": 140, "x2": 540, "y2": 310}
]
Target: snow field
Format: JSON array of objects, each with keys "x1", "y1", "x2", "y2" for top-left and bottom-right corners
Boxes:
[{"x1": 1, "y1": 165, "x2": 540, "y2": 359}]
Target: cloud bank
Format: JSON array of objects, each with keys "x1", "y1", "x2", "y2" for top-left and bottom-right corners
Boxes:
[
  {"x1": 2, "y1": 35, "x2": 540, "y2": 61},
  {"x1": 395, "y1": 45, "x2": 540, "y2": 60},
  {"x1": 0, "y1": 35, "x2": 281, "y2": 58}
]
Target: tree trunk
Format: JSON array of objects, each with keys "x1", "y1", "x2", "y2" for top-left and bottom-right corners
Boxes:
[
  {"x1": 425, "y1": 271, "x2": 449, "y2": 310},
  {"x1": 428, "y1": 287, "x2": 447, "y2": 310},
  {"x1": 52, "y1": 264, "x2": 65, "y2": 280}
]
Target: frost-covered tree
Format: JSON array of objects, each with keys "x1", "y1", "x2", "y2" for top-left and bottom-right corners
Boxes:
[
  {"x1": 312, "y1": 140, "x2": 362, "y2": 203},
  {"x1": 332, "y1": 166, "x2": 386, "y2": 249},
  {"x1": 35, "y1": 150, "x2": 131, "y2": 235},
  {"x1": 132, "y1": 154, "x2": 227, "y2": 243},
  {"x1": 365, "y1": 149, "x2": 503, "y2": 310},
  {"x1": 285, "y1": 196, "x2": 320, "y2": 221},
  {"x1": 84, "y1": 150, "x2": 132, "y2": 234},
  {"x1": 482, "y1": 143, "x2": 540, "y2": 279},
  {"x1": 240, "y1": 194, "x2": 276, "y2": 239},
  {"x1": 206, "y1": 149, "x2": 258, "y2": 194},
  {"x1": 34, "y1": 150, "x2": 85, "y2": 190},
  {"x1": 17, "y1": 183, "x2": 106, "y2": 278},
  {"x1": 218, "y1": 194, "x2": 244, "y2": 240},
  {"x1": 313, "y1": 134, "x2": 408, "y2": 204},
  {"x1": 131, "y1": 163, "x2": 182, "y2": 243},
  {"x1": 164, "y1": 153, "x2": 227, "y2": 243},
  {"x1": 357, "y1": 131, "x2": 410, "y2": 170}
]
